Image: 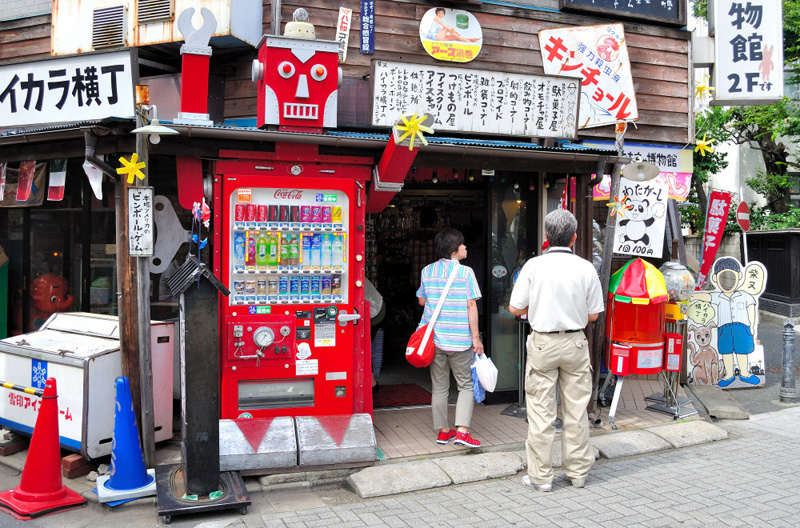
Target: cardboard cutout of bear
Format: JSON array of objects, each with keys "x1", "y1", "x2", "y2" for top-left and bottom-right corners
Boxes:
[{"x1": 687, "y1": 257, "x2": 767, "y2": 389}]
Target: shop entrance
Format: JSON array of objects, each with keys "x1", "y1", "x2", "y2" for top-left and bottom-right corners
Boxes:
[{"x1": 366, "y1": 173, "x2": 532, "y2": 409}]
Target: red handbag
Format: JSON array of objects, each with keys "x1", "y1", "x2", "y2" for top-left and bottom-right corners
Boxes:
[
  {"x1": 406, "y1": 324, "x2": 436, "y2": 368},
  {"x1": 406, "y1": 263, "x2": 460, "y2": 368}
]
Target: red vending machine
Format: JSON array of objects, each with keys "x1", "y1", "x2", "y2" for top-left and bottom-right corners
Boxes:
[{"x1": 214, "y1": 146, "x2": 373, "y2": 419}]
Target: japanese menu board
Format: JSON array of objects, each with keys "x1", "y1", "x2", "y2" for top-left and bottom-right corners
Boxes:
[{"x1": 371, "y1": 60, "x2": 580, "y2": 139}]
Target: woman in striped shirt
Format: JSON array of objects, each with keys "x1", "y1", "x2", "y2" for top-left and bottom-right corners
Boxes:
[{"x1": 416, "y1": 228, "x2": 484, "y2": 448}]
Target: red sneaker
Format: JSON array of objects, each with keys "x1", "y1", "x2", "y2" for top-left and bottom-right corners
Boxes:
[
  {"x1": 436, "y1": 429, "x2": 457, "y2": 444},
  {"x1": 453, "y1": 432, "x2": 481, "y2": 448}
]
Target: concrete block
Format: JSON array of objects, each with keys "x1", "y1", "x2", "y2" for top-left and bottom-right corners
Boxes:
[
  {"x1": 591, "y1": 430, "x2": 672, "y2": 459},
  {"x1": 646, "y1": 420, "x2": 729, "y2": 448},
  {"x1": 296, "y1": 414, "x2": 376, "y2": 467},
  {"x1": 513, "y1": 441, "x2": 599, "y2": 470},
  {"x1": 347, "y1": 460, "x2": 451, "y2": 498},
  {"x1": 219, "y1": 417, "x2": 296, "y2": 472},
  {"x1": 687, "y1": 385, "x2": 750, "y2": 420},
  {"x1": 432, "y1": 452, "x2": 524, "y2": 484}
]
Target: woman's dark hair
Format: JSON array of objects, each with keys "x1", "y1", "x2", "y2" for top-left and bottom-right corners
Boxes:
[
  {"x1": 435, "y1": 8, "x2": 446, "y2": 16},
  {"x1": 434, "y1": 228, "x2": 464, "y2": 259}
]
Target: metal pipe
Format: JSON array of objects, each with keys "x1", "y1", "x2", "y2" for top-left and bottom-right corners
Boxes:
[
  {"x1": 84, "y1": 130, "x2": 119, "y2": 178},
  {"x1": 781, "y1": 321, "x2": 797, "y2": 403}
]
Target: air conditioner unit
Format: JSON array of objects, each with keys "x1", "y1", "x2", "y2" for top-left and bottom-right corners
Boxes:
[{"x1": 52, "y1": 0, "x2": 263, "y2": 56}]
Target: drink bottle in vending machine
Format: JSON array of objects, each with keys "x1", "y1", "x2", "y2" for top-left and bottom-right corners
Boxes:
[{"x1": 215, "y1": 158, "x2": 370, "y2": 421}]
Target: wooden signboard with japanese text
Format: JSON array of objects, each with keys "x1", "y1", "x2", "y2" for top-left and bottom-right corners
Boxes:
[
  {"x1": 370, "y1": 60, "x2": 580, "y2": 139},
  {"x1": 560, "y1": 0, "x2": 686, "y2": 27}
]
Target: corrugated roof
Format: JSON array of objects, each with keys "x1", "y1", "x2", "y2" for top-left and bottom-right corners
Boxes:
[
  {"x1": 1, "y1": 118, "x2": 618, "y2": 156},
  {"x1": 0, "y1": 117, "x2": 131, "y2": 137},
  {"x1": 327, "y1": 131, "x2": 617, "y2": 154}
]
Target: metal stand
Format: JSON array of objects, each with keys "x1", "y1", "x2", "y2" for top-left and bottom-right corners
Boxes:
[
  {"x1": 501, "y1": 316, "x2": 529, "y2": 419},
  {"x1": 156, "y1": 258, "x2": 250, "y2": 523},
  {"x1": 607, "y1": 376, "x2": 624, "y2": 430},
  {"x1": 645, "y1": 371, "x2": 697, "y2": 420}
]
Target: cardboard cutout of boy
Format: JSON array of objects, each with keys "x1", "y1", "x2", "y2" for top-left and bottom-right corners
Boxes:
[{"x1": 689, "y1": 257, "x2": 767, "y2": 388}]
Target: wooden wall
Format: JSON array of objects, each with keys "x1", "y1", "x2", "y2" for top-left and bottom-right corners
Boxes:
[
  {"x1": 0, "y1": 14, "x2": 51, "y2": 65},
  {"x1": 223, "y1": 0, "x2": 691, "y2": 146}
]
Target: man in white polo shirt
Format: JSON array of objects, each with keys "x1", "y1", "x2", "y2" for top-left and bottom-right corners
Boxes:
[{"x1": 509, "y1": 209, "x2": 604, "y2": 492}]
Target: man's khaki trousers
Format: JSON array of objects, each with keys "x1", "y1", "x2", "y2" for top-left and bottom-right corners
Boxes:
[{"x1": 525, "y1": 331, "x2": 593, "y2": 485}]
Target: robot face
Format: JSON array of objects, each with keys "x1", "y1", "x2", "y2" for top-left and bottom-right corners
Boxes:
[{"x1": 255, "y1": 37, "x2": 339, "y2": 128}]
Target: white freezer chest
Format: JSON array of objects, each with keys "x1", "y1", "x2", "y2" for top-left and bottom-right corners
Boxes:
[{"x1": 0, "y1": 312, "x2": 173, "y2": 459}]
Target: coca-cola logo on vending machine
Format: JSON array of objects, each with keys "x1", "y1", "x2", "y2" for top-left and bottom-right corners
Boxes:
[{"x1": 274, "y1": 189, "x2": 304, "y2": 200}]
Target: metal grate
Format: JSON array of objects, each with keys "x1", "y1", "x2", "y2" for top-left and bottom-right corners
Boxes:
[
  {"x1": 92, "y1": 6, "x2": 126, "y2": 49},
  {"x1": 138, "y1": 0, "x2": 173, "y2": 24}
]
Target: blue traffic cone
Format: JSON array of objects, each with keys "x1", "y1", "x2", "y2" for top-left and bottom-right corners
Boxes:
[{"x1": 96, "y1": 377, "x2": 156, "y2": 503}]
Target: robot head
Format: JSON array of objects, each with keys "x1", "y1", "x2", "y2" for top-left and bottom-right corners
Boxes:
[{"x1": 252, "y1": 12, "x2": 339, "y2": 129}]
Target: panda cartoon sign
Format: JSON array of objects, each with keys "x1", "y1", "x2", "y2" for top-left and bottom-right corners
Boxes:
[{"x1": 612, "y1": 177, "x2": 668, "y2": 258}]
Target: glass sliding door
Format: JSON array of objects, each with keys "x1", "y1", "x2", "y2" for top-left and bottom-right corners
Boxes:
[{"x1": 487, "y1": 175, "x2": 529, "y2": 396}]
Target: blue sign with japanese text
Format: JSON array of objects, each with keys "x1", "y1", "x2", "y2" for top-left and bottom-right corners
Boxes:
[{"x1": 360, "y1": 0, "x2": 375, "y2": 54}]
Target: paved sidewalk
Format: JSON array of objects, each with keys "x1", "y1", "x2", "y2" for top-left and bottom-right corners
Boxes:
[{"x1": 2, "y1": 408, "x2": 797, "y2": 527}]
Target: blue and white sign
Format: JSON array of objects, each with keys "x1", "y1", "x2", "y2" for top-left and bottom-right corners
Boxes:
[{"x1": 31, "y1": 359, "x2": 48, "y2": 389}]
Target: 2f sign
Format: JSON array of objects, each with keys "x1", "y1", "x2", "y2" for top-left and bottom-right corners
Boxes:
[{"x1": 712, "y1": 0, "x2": 784, "y2": 105}]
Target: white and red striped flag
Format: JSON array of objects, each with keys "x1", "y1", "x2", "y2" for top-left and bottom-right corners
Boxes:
[{"x1": 48, "y1": 158, "x2": 68, "y2": 201}]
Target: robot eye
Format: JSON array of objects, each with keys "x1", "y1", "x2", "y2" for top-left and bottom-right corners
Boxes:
[
  {"x1": 278, "y1": 61, "x2": 296, "y2": 79},
  {"x1": 310, "y1": 64, "x2": 327, "y2": 81}
]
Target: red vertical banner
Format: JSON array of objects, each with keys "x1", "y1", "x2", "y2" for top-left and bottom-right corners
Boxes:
[
  {"x1": 695, "y1": 190, "x2": 732, "y2": 290},
  {"x1": 16, "y1": 160, "x2": 36, "y2": 201}
]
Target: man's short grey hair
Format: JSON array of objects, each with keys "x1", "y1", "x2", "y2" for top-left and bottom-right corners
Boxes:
[{"x1": 545, "y1": 209, "x2": 578, "y2": 247}]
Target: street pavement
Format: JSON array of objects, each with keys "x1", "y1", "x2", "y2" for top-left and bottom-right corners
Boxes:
[
  {"x1": 1, "y1": 404, "x2": 798, "y2": 527},
  {"x1": 0, "y1": 319, "x2": 795, "y2": 527}
]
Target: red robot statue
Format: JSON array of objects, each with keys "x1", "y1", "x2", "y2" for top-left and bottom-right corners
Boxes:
[
  {"x1": 251, "y1": 8, "x2": 340, "y2": 130},
  {"x1": 11, "y1": 274, "x2": 74, "y2": 334}
]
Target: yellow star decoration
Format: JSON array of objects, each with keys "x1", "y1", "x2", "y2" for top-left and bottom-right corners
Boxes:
[
  {"x1": 607, "y1": 195, "x2": 632, "y2": 218},
  {"x1": 117, "y1": 153, "x2": 147, "y2": 184},
  {"x1": 694, "y1": 133, "x2": 716, "y2": 157},
  {"x1": 695, "y1": 74, "x2": 715, "y2": 101},
  {"x1": 395, "y1": 112, "x2": 434, "y2": 151}
]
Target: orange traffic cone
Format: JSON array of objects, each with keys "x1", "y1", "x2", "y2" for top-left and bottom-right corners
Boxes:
[{"x1": 0, "y1": 378, "x2": 86, "y2": 520}]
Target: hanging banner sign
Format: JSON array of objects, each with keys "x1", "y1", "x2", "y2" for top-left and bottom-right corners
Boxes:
[
  {"x1": 371, "y1": 61, "x2": 580, "y2": 138},
  {"x1": 539, "y1": 23, "x2": 638, "y2": 129},
  {"x1": 419, "y1": 8, "x2": 483, "y2": 63},
  {"x1": 586, "y1": 141, "x2": 694, "y2": 202},
  {"x1": 612, "y1": 177, "x2": 668, "y2": 258},
  {"x1": 712, "y1": 0, "x2": 783, "y2": 105},
  {"x1": 695, "y1": 190, "x2": 733, "y2": 290},
  {"x1": 360, "y1": 0, "x2": 375, "y2": 54},
  {"x1": 0, "y1": 50, "x2": 135, "y2": 128},
  {"x1": 336, "y1": 7, "x2": 353, "y2": 63},
  {"x1": 128, "y1": 186, "x2": 154, "y2": 257}
]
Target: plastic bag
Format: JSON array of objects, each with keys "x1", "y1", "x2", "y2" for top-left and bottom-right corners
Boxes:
[
  {"x1": 472, "y1": 354, "x2": 498, "y2": 393},
  {"x1": 471, "y1": 354, "x2": 485, "y2": 403}
]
